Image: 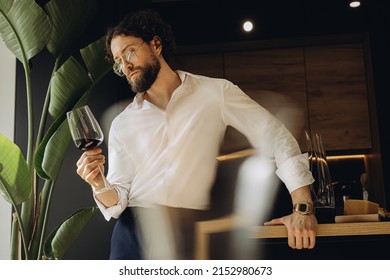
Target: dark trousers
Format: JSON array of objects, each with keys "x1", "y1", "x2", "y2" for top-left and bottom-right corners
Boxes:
[
  {"x1": 109, "y1": 206, "x2": 209, "y2": 260},
  {"x1": 109, "y1": 207, "x2": 143, "y2": 260}
]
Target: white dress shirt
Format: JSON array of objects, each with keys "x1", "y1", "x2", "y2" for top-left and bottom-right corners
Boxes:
[{"x1": 96, "y1": 70, "x2": 314, "y2": 221}]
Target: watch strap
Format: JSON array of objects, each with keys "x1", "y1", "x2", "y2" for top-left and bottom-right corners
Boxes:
[{"x1": 292, "y1": 202, "x2": 314, "y2": 215}]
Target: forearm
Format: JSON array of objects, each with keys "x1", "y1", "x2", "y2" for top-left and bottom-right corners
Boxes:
[
  {"x1": 290, "y1": 185, "x2": 313, "y2": 205},
  {"x1": 91, "y1": 182, "x2": 119, "y2": 208}
]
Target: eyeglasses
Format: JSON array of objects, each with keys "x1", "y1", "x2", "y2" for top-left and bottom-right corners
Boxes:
[{"x1": 112, "y1": 41, "x2": 145, "y2": 77}]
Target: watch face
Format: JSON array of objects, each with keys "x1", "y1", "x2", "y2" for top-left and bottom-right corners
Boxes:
[
  {"x1": 293, "y1": 203, "x2": 313, "y2": 214},
  {"x1": 299, "y1": 203, "x2": 308, "y2": 212}
]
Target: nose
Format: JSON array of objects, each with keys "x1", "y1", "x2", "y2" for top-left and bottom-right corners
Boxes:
[{"x1": 121, "y1": 59, "x2": 133, "y2": 75}]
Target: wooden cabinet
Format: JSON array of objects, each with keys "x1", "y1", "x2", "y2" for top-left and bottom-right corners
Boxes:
[
  {"x1": 170, "y1": 39, "x2": 373, "y2": 154},
  {"x1": 168, "y1": 53, "x2": 224, "y2": 78},
  {"x1": 305, "y1": 44, "x2": 372, "y2": 151},
  {"x1": 223, "y1": 47, "x2": 308, "y2": 151}
]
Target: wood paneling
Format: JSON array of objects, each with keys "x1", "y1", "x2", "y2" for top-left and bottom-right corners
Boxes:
[
  {"x1": 305, "y1": 44, "x2": 372, "y2": 150},
  {"x1": 170, "y1": 42, "x2": 372, "y2": 154},
  {"x1": 224, "y1": 48, "x2": 309, "y2": 152},
  {"x1": 169, "y1": 53, "x2": 224, "y2": 78}
]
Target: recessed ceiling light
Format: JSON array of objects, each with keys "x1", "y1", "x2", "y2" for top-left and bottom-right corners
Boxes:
[
  {"x1": 243, "y1": 20, "x2": 253, "y2": 32},
  {"x1": 349, "y1": 1, "x2": 361, "y2": 8}
]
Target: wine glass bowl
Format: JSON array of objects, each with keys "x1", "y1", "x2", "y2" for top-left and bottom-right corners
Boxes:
[
  {"x1": 66, "y1": 105, "x2": 104, "y2": 151},
  {"x1": 67, "y1": 105, "x2": 110, "y2": 189}
]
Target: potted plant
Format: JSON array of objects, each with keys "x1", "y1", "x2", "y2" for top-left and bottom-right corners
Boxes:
[{"x1": 0, "y1": 0, "x2": 111, "y2": 259}]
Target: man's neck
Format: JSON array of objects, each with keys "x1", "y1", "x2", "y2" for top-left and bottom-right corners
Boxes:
[{"x1": 144, "y1": 67, "x2": 181, "y2": 110}]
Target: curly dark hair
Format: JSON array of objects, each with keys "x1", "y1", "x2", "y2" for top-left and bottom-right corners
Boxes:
[{"x1": 105, "y1": 9, "x2": 176, "y2": 63}]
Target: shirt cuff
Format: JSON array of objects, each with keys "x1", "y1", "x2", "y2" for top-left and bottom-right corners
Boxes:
[
  {"x1": 93, "y1": 186, "x2": 128, "y2": 221},
  {"x1": 275, "y1": 153, "x2": 315, "y2": 193}
]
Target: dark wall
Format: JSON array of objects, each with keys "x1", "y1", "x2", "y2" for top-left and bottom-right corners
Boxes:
[
  {"x1": 365, "y1": 1, "x2": 390, "y2": 208},
  {"x1": 15, "y1": 0, "x2": 390, "y2": 259}
]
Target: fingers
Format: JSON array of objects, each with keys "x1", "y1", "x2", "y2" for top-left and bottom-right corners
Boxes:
[
  {"x1": 308, "y1": 234, "x2": 316, "y2": 249},
  {"x1": 263, "y1": 221, "x2": 272, "y2": 226},
  {"x1": 76, "y1": 148, "x2": 105, "y2": 185},
  {"x1": 284, "y1": 214, "x2": 317, "y2": 249},
  {"x1": 76, "y1": 148, "x2": 103, "y2": 166},
  {"x1": 263, "y1": 218, "x2": 283, "y2": 226},
  {"x1": 288, "y1": 230, "x2": 315, "y2": 249}
]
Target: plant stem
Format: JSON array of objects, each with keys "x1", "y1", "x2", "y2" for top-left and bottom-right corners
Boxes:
[
  {"x1": 31, "y1": 57, "x2": 64, "y2": 259},
  {"x1": 20, "y1": 61, "x2": 35, "y2": 260},
  {"x1": 30, "y1": 179, "x2": 54, "y2": 259},
  {"x1": 36, "y1": 57, "x2": 62, "y2": 145},
  {"x1": 10, "y1": 213, "x2": 19, "y2": 260},
  {"x1": 38, "y1": 180, "x2": 55, "y2": 259},
  {"x1": 11, "y1": 208, "x2": 29, "y2": 259}
]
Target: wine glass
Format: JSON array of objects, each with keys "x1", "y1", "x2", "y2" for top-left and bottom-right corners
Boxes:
[{"x1": 66, "y1": 105, "x2": 109, "y2": 186}]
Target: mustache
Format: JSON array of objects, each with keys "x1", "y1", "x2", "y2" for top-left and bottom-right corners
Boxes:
[
  {"x1": 126, "y1": 67, "x2": 143, "y2": 82},
  {"x1": 129, "y1": 66, "x2": 143, "y2": 73}
]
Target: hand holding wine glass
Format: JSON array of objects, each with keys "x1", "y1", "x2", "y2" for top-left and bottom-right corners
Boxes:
[{"x1": 67, "y1": 105, "x2": 112, "y2": 194}]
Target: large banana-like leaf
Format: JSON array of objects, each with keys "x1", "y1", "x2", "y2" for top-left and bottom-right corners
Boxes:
[
  {"x1": 38, "y1": 39, "x2": 112, "y2": 179},
  {"x1": 0, "y1": 0, "x2": 50, "y2": 63},
  {"x1": 0, "y1": 133, "x2": 31, "y2": 205},
  {"x1": 35, "y1": 113, "x2": 67, "y2": 180},
  {"x1": 41, "y1": 119, "x2": 72, "y2": 180},
  {"x1": 49, "y1": 56, "x2": 92, "y2": 119},
  {"x1": 44, "y1": 0, "x2": 98, "y2": 58},
  {"x1": 35, "y1": 93, "x2": 90, "y2": 180},
  {"x1": 49, "y1": 36, "x2": 111, "y2": 120},
  {"x1": 81, "y1": 36, "x2": 112, "y2": 81},
  {"x1": 42, "y1": 93, "x2": 94, "y2": 180},
  {"x1": 43, "y1": 206, "x2": 98, "y2": 260}
]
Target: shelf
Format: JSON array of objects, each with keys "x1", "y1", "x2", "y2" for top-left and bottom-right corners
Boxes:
[
  {"x1": 252, "y1": 221, "x2": 390, "y2": 238},
  {"x1": 194, "y1": 214, "x2": 390, "y2": 259}
]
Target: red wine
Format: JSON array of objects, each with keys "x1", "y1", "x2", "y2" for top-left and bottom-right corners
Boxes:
[{"x1": 74, "y1": 138, "x2": 102, "y2": 150}]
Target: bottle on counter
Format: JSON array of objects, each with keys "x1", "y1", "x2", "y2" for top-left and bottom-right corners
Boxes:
[
  {"x1": 360, "y1": 173, "x2": 369, "y2": 200},
  {"x1": 306, "y1": 131, "x2": 336, "y2": 224}
]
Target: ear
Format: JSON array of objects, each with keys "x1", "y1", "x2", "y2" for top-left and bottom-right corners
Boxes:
[{"x1": 151, "y1": 35, "x2": 162, "y2": 54}]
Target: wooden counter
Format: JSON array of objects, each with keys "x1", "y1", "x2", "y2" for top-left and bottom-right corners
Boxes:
[{"x1": 194, "y1": 215, "x2": 390, "y2": 259}]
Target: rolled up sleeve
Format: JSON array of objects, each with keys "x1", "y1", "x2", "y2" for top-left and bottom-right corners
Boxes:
[
  {"x1": 275, "y1": 153, "x2": 315, "y2": 193},
  {"x1": 93, "y1": 186, "x2": 128, "y2": 221}
]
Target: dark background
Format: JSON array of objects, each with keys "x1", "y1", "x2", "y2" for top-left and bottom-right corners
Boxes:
[{"x1": 15, "y1": 0, "x2": 390, "y2": 259}]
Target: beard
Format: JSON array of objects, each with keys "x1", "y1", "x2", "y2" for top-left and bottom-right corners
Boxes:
[{"x1": 126, "y1": 53, "x2": 161, "y2": 93}]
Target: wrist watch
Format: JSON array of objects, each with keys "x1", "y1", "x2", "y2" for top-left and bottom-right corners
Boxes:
[{"x1": 292, "y1": 202, "x2": 314, "y2": 215}]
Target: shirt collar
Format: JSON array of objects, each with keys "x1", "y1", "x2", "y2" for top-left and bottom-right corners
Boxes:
[
  {"x1": 132, "y1": 70, "x2": 198, "y2": 109},
  {"x1": 176, "y1": 70, "x2": 199, "y2": 81}
]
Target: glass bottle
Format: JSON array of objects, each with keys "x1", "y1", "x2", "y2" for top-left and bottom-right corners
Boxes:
[{"x1": 306, "y1": 132, "x2": 336, "y2": 223}]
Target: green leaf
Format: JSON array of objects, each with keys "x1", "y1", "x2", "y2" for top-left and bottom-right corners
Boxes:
[
  {"x1": 43, "y1": 206, "x2": 98, "y2": 260},
  {"x1": 0, "y1": 0, "x2": 50, "y2": 63},
  {"x1": 49, "y1": 56, "x2": 92, "y2": 119},
  {"x1": 42, "y1": 93, "x2": 95, "y2": 180},
  {"x1": 44, "y1": 0, "x2": 98, "y2": 58},
  {"x1": 81, "y1": 36, "x2": 112, "y2": 81},
  {"x1": 0, "y1": 133, "x2": 31, "y2": 205},
  {"x1": 42, "y1": 119, "x2": 72, "y2": 180},
  {"x1": 35, "y1": 113, "x2": 66, "y2": 180},
  {"x1": 35, "y1": 95, "x2": 90, "y2": 180}
]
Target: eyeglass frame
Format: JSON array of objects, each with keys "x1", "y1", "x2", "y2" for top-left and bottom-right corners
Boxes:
[{"x1": 112, "y1": 41, "x2": 145, "y2": 77}]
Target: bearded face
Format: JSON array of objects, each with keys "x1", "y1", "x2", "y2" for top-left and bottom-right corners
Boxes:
[{"x1": 127, "y1": 51, "x2": 161, "y2": 93}]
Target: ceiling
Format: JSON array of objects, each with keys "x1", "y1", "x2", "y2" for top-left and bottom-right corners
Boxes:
[
  {"x1": 117, "y1": 0, "x2": 381, "y2": 46},
  {"x1": 50, "y1": 0, "x2": 382, "y2": 49},
  {"x1": 34, "y1": 0, "x2": 388, "y2": 47}
]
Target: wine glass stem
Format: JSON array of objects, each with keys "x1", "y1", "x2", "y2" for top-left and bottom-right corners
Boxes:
[{"x1": 98, "y1": 165, "x2": 110, "y2": 187}]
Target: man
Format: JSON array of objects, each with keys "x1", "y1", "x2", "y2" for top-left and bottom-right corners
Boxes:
[{"x1": 76, "y1": 9, "x2": 317, "y2": 259}]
